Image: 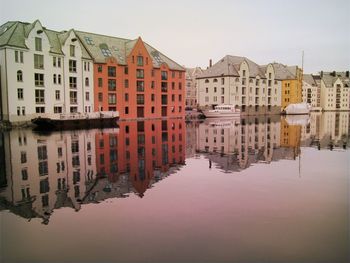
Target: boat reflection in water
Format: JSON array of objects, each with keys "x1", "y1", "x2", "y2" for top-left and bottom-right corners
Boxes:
[
  {"x1": 0, "y1": 112, "x2": 349, "y2": 224},
  {"x1": 0, "y1": 119, "x2": 186, "y2": 224}
]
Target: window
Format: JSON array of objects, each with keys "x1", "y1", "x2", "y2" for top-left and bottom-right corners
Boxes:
[
  {"x1": 15, "y1": 50, "x2": 18, "y2": 62},
  {"x1": 98, "y1": 65, "x2": 103, "y2": 72},
  {"x1": 124, "y1": 67, "x2": 128, "y2": 74},
  {"x1": 151, "y1": 94, "x2": 155, "y2": 101},
  {"x1": 136, "y1": 69, "x2": 144, "y2": 79},
  {"x1": 70, "y1": 45, "x2": 75, "y2": 57},
  {"x1": 101, "y1": 46, "x2": 112, "y2": 57},
  {"x1": 125, "y1": 106, "x2": 129, "y2": 114},
  {"x1": 35, "y1": 37, "x2": 42, "y2": 51},
  {"x1": 108, "y1": 66, "x2": 116, "y2": 77},
  {"x1": 108, "y1": 79, "x2": 116, "y2": 91},
  {"x1": 22, "y1": 169, "x2": 28, "y2": 180},
  {"x1": 36, "y1": 107, "x2": 45, "y2": 113},
  {"x1": 22, "y1": 107, "x2": 25, "y2": 115},
  {"x1": 108, "y1": 94, "x2": 116, "y2": 104},
  {"x1": 17, "y1": 70, "x2": 23, "y2": 82},
  {"x1": 85, "y1": 36, "x2": 94, "y2": 45},
  {"x1": 98, "y1": 92, "x2": 103, "y2": 102},
  {"x1": 151, "y1": 81, "x2": 155, "y2": 89},
  {"x1": 35, "y1": 90, "x2": 45, "y2": 104},
  {"x1": 172, "y1": 71, "x2": 175, "y2": 78},
  {"x1": 137, "y1": 94, "x2": 144, "y2": 104},
  {"x1": 98, "y1": 78, "x2": 103, "y2": 87},
  {"x1": 53, "y1": 74, "x2": 57, "y2": 84},
  {"x1": 57, "y1": 57, "x2": 61, "y2": 67},
  {"x1": 69, "y1": 60, "x2": 77, "y2": 72},
  {"x1": 34, "y1": 54, "x2": 44, "y2": 69},
  {"x1": 137, "y1": 81, "x2": 144, "y2": 92},
  {"x1": 161, "y1": 71, "x2": 168, "y2": 80},
  {"x1": 172, "y1": 94, "x2": 175, "y2": 102},
  {"x1": 179, "y1": 82, "x2": 182, "y2": 89},
  {"x1": 21, "y1": 151, "x2": 27, "y2": 163},
  {"x1": 17, "y1": 107, "x2": 20, "y2": 116},
  {"x1": 85, "y1": 77, "x2": 89, "y2": 86},
  {"x1": 179, "y1": 94, "x2": 182, "y2": 101},
  {"x1": 38, "y1": 145, "x2": 47, "y2": 160},
  {"x1": 54, "y1": 106, "x2": 62, "y2": 113},
  {"x1": 69, "y1": 77, "x2": 77, "y2": 88},
  {"x1": 53, "y1": 57, "x2": 56, "y2": 67},
  {"x1": 125, "y1": 93, "x2": 129, "y2": 102},
  {"x1": 35, "y1": 73, "x2": 44, "y2": 86},
  {"x1": 18, "y1": 88, "x2": 23, "y2": 100},
  {"x1": 124, "y1": 79, "x2": 129, "y2": 88},
  {"x1": 70, "y1": 91, "x2": 77, "y2": 104},
  {"x1": 137, "y1": 56, "x2": 144, "y2": 66},
  {"x1": 85, "y1": 92, "x2": 90, "y2": 101}
]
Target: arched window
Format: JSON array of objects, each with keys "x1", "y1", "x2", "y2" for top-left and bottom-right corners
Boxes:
[
  {"x1": 85, "y1": 77, "x2": 89, "y2": 86},
  {"x1": 205, "y1": 79, "x2": 209, "y2": 83},
  {"x1": 213, "y1": 78, "x2": 218, "y2": 82},
  {"x1": 17, "y1": 70, "x2": 23, "y2": 82}
]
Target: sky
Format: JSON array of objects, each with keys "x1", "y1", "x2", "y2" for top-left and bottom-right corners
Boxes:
[{"x1": 0, "y1": 0, "x2": 349, "y2": 73}]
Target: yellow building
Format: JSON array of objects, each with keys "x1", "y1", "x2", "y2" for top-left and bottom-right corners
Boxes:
[
  {"x1": 281, "y1": 66, "x2": 303, "y2": 109},
  {"x1": 280, "y1": 117, "x2": 301, "y2": 159}
]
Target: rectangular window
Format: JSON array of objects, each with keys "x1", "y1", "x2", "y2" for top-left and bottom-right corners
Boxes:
[
  {"x1": 124, "y1": 67, "x2": 128, "y2": 75},
  {"x1": 69, "y1": 60, "x2": 77, "y2": 72},
  {"x1": 108, "y1": 66, "x2": 116, "y2": 77},
  {"x1": 22, "y1": 107, "x2": 25, "y2": 115},
  {"x1": 69, "y1": 77, "x2": 77, "y2": 88},
  {"x1": 161, "y1": 71, "x2": 168, "y2": 80},
  {"x1": 57, "y1": 57, "x2": 61, "y2": 67},
  {"x1": 53, "y1": 57, "x2": 56, "y2": 67},
  {"x1": 108, "y1": 94, "x2": 116, "y2": 104},
  {"x1": 125, "y1": 93, "x2": 129, "y2": 102},
  {"x1": 21, "y1": 151, "x2": 27, "y2": 163},
  {"x1": 98, "y1": 78, "x2": 103, "y2": 87},
  {"x1": 98, "y1": 92, "x2": 103, "y2": 102},
  {"x1": 125, "y1": 106, "x2": 129, "y2": 114},
  {"x1": 108, "y1": 79, "x2": 116, "y2": 91},
  {"x1": 151, "y1": 94, "x2": 155, "y2": 101},
  {"x1": 36, "y1": 107, "x2": 45, "y2": 113},
  {"x1": 137, "y1": 81, "x2": 144, "y2": 92},
  {"x1": 136, "y1": 69, "x2": 144, "y2": 79},
  {"x1": 55, "y1": 90, "x2": 60, "y2": 100},
  {"x1": 70, "y1": 91, "x2": 77, "y2": 104},
  {"x1": 70, "y1": 45, "x2": 75, "y2": 57},
  {"x1": 151, "y1": 81, "x2": 155, "y2": 89},
  {"x1": 20, "y1": 51, "x2": 23, "y2": 63},
  {"x1": 54, "y1": 106, "x2": 62, "y2": 113},
  {"x1": 15, "y1": 50, "x2": 19, "y2": 62},
  {"x1": 85, "y1": 92, "x2": 90, "y2": 101},
  {"x1": 35, "y1": 37, "x2": 42, "y2": 51},
  {"x1": 34, "y1": 73, "x2": 44, "y2": 86},
  {"x1": 34, "y1": 54, "x2": 44, "y2": 69},
  {"x1": 98, "y1": 65, "x2": 103, "y2": 72},
  {"x1": 137, "y1": 56, "x2": 144, "y2": 66},
  {"x1": 17, "y1": 88, "x2": 23, "y2": 100},
  {"x1": 137, "y1": 94, "x2": 144, "y2": 104},
  {"x1": 124, "y1": 79, "x2": 129, "y2": 88},
  {"x1": 35, "y1": 89, "x2": 45, "y2": 104}
]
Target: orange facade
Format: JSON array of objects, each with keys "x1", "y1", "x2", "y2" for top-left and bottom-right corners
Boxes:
[
  {"x1": 95, "y1": 119, "x2": 186, "y2": 196},
  {"x1": 93, "y1": 38, "x2": 185, "y2": 120}
]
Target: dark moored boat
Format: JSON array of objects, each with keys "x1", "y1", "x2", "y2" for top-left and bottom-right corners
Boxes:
[{"x1": 31, "y1": 111, "x2": 119, "y2": 130}]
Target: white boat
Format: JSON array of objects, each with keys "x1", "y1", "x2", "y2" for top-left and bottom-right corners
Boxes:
[
  {"x1": 284, "y1": 103, "x2": 311, "y2": 115},
  {"x1": 203, "y1": 104, "x2": 241, "y2": 118}
]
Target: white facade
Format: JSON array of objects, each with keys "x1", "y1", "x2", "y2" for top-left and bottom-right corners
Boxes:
[
  {"x1": 302, "y1": 80, "x2": 320, "y2": 109},
  {"x1": 0, "y1": 21, "x2": 94, "y2": 123},
  {"x1": 320, "y1": 77, "x2": 349, "y2": 111},
  {"x1": 197, "y1": 58, "x2": 282, "y2": 115}
]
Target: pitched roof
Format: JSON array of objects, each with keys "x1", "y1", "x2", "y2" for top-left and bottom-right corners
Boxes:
[
  {"x1": 271, "y1": 63, "x2": 297, "y2": 80},
  {"x1": 0, "y1": 20, "x2": 184, "y2": 70},
  {"x1": 199, "y1": 55, "x2": 266, "y2": 79},
  {"x1": 303, "y1": 74, "x2": 317, "y2": 86},
  {"x1": 321, "y1": 72, "x2": 350, "y2": 87}
]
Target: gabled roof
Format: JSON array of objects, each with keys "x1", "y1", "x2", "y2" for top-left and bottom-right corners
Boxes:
[
  {"x1": 321, "y1": 72, "x2": 350, "y2": 87},
  {"x1": 303, "y1": 74, "x2": 317, "y2": 86},
  {"x1": 0, "y1": 20, "x2": 183, "y2": 70},
  {"x1": 271, "y1": 63, "x2": 297, "y2": 80},
  {"x1": 186, "y1": 67, "x2": 204, "y2": 79},
  {"x1": 199, "y1": 55, "x2": 266, "y2": 79}
]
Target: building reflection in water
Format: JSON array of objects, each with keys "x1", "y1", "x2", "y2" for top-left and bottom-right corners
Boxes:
[
  {"x1": 195, "y1": 112, "x2": 349, "y2": 172},
  {"x1": 0, "y1": 113, "x2": 349, "y2": 224},
  {"x1": 0, "y1": 119, "x2": 186, "y2": 224}
]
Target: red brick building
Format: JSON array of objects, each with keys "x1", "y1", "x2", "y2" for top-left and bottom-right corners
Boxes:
[{"x1": 76, "y1": 32, "x2": 185, "y2": 120}]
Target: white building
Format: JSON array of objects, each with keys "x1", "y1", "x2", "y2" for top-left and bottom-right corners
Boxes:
[
  {"x1": 0, "y1": 20, "x2": 94, "y2": 123},
  {"x1": 302, "y1": 74, "x2": 321, "y2": 110},
  {"x1": 197, "y1": 56, "x2": 284, "y2": 115},
  {"x1": 320, "y1": 72, "x2": 350, "y2": 111},
  {"x1": 185, "y1": 67, "x2": 203, "y2": 108}
]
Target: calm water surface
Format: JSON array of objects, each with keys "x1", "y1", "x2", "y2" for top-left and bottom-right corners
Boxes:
[{"x1": 0, "y1": 112, "x2": 349, "y2": 263}]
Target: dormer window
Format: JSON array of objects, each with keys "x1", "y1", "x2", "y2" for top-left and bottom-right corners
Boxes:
[
  {"x1": 100, "y1": 43, "x2": 112, "y2": 57},
  {"x1": 35, "y1": 37, "x2": 42, "y2": 51},
  {"x1": 84, "y1": 36, "x2": 94, "y2": 45}
]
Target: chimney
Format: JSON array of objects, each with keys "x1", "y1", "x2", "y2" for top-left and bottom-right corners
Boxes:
[
  {"x1": 346, "y1": 71, "x2": 349, "y2": 78},
  {"x1": 209, "y1": 59, "x2": 212, "y2": 68}
]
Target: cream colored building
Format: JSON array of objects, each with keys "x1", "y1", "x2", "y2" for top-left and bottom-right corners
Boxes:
[
  {"x1": 197, "y1": 56, "x2": 300, "y2": 115},
  {"x1": 302, "y1": 74, "x2": 321, "y2": 110},
  {"x1": 185, "y1": 67, "x2": 203, "y2": 108},
  {"x1": 320, "y1": 72, "x2": 350, "y2": 111}
]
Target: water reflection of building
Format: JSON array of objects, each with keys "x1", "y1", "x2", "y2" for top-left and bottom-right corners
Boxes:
[
  {"x1": 0, "y1": 119, "x2": 185, "y2": 223},
  {"x1": 301, "y1": 112, "x2": 349, "y2": 149},
  {"x1": 197, "y1": 115, "x2": 285, "y2": 172},
  {"x1": 185, "y1": 121, "x2": 199, "y2": 158}
]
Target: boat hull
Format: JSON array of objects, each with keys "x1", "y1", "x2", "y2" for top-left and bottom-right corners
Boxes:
[
  {"x1": 32, "y1": 117, "x2": 119, "y2": 130},
  {"x1": 203, "y1": 112, "x2": 241, "y2": 118}
]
